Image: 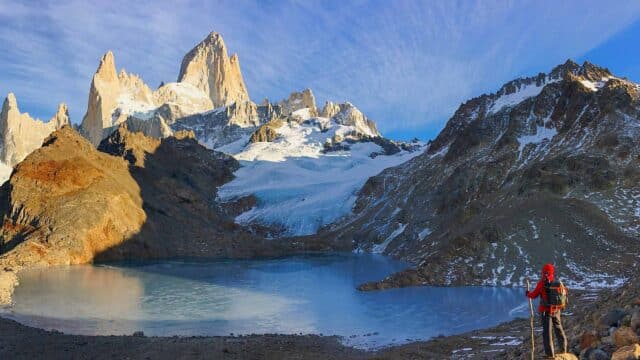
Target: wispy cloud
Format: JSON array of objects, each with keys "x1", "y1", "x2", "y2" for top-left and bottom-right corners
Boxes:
[{"x1": 1, "y1": 0, "x2": 639, "y2": 139}]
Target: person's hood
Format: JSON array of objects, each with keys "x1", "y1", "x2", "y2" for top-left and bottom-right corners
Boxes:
[{"x1": 542, "y1": 263, "x2": 555, "y2": 281}]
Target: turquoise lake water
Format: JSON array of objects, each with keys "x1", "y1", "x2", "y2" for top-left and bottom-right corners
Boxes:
[{"x1": 1, "y1": 253, "x2": 529, "y2": 348}]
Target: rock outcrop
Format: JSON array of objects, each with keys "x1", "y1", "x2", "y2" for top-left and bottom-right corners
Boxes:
[
  {"x1": 0, "y1": 126, "x2": 145, "y2": 271},
  {"x1": 177, "y1": 32, "x2": 250, "y2": 108},
  {"x1": 279, "y1": 89, "x2": 318, "y2": 118},
  {"x1": 321, "y1": 101, "x2": 380, "y2": 138},
  {"x1": 0, "y1": 93, "x2": 69, "y2": 167},
  {"x1": 248, "y1": 119, "x2": 284, "y2": 143}
]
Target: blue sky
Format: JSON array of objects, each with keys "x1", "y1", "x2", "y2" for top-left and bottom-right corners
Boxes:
[{"x1": 1, "y1": 1, "x2": 640, "y2": 141}]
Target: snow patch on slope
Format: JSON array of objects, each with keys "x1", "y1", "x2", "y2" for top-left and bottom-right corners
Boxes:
[
  {"x1": 114, "y1": 93, "x2": 156, "y2": 121},
  {"x1": 218, "y1": 117, "x2": 423, "y2": 236},
  {"x1": 372, "y1": 223, "x2": 407, "y2": 253},
  {"x1": 517, "y1": 124, "x2": 557, "y2": 157},
  {"x1": 489, "y1": 81, "x2": 554, "y2": 114},
  {"x1": 579, "y1": 76, "x2": 614, "y2": 92}
]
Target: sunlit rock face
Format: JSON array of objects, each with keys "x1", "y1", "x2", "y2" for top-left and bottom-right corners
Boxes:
[
  {"x1": 80, "y1": 51, "x2": 155, "y2": 146},
  {"x1": 79, "y1": 51, "x2": 214, "y2": 146},
  {"x1": 278, "y1": 89, "x2": 318, "y2": 118},
  {"x1": 177, "y1": 32, "x2": 250, "y2": 108},
  {"x1": 321, "y1": 101, "x2": 380, "y2": 138},
  {"x1": 0, "y1": 93, "x2": 69, "y2": 167}
]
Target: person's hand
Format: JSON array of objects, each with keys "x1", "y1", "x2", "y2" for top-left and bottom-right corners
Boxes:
[{"x1": 525, "y1": 290, "x2": 530, "y2": 297}]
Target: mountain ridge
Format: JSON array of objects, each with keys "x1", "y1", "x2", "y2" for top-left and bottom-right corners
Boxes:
[{"x1": 317, "y1": 60, "x2": 640, "y2": 290}]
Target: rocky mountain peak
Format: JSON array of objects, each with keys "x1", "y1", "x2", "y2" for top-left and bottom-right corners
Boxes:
[
  {"x1": 80, "y1": 51, "x2": 159, "y2": 146},
  {"x1": 95, "y1": 51, "x2": 118, "y2": 82},
  {"x1": 278, "y1": 89, "x2": 318, "y2": 118},
  {"x1": 1, "y1": 93, "x2": 70, "y2": 167},
  {"x1": 52, "y1": 103, "x2": 70, "y2": 128},
  {"x1": 548, "y1": 59, "x2": 581, "y2": 80},
  {"x1": 3, "y1": 93, "x2": 18, "y2": 109},
  {"x1": 548, "y1": 59, "x2": 612, "y2": 82},
  {"x1": 177, "y1": 31, "x2": 250, "y2": 108},
  {"x1": 330, "y1": 102, "x2": 381, "y2": 138},
  {"x1": 578, "y1": 61, "x2": 612, "y2": 81}
]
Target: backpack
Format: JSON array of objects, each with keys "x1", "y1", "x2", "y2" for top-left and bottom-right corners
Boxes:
[{"x1": 544, "y1": 279, "x2": 568, "y2": 311}]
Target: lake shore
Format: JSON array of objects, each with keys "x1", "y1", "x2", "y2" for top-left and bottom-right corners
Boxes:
[
  {"x1": 1, "y1": 285, "x2": 626, "y2": 359},
  {"x1": 0, "y1": 315, "x2": 532, "y2": 360}
]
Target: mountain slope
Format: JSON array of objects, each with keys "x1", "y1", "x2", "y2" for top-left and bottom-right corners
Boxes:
[{"x1": 320, "y1": 60, "x2": 640, "y2": 289}]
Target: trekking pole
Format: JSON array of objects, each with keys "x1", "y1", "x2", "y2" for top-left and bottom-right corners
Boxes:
[{"x1": 526, "y1": 279, "x2": 535, "y2": 360}]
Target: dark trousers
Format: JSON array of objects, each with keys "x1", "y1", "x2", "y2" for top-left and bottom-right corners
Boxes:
[{"x1": 541, "y1": 311, "x2": 567, "y2": 356}]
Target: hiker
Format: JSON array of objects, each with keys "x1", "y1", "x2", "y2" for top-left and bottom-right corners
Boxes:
[{"x1": 526, "y1": 263, "x2": 568, "y2": 358}]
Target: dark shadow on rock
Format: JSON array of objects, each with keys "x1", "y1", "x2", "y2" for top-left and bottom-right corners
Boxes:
[{"x1": 94, "y1": 126, "x2": 350, "y2": 263}]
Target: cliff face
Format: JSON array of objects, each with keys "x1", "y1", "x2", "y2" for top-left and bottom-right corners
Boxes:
[
  {"x1": 322, "y1": 60, "x2": 640, "y2": 290},
  {"x1": 79, "y1": 52, "x2": 213, "y2": 146},
  {"x1": 79, "y1": 51, "x2": 157, "y2": 146},
  {"x1": 177, "y1": 32, "x2": 250, "y2": 108},
  {"x1": 0, "y1": 93, "x2": 69, "y2": 167}
]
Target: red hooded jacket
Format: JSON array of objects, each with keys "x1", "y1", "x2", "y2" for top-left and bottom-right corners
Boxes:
[{"x1": 527, "y1": 263, "x2": 563, "y2": 313}]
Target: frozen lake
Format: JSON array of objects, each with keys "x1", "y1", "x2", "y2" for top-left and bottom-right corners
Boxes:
[{"x1": 1, "y1": 253, "x2": 528, "y2": 348}]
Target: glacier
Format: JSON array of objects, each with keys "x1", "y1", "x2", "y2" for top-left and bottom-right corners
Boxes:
[{"x1": 217, "y1": 116, "x2": 423, "y2": 236}]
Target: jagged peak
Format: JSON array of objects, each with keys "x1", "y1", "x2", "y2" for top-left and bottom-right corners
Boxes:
[
  {"x1": 183, "y1": 31, "x2": 229, "y2": 60},
  {"x1": 278, "y1": 88, "x2": 318, "y2": 117},
  {"x1": 578, "y1": 60, "x2": 612, "y2": 81},
  {"x1": 178, "y1": 31, "x2": 249, "y2": 108},
  {"x1": 202, "y1": 31, "x2": 226, "y2": 48},
  {"x1": 548, "y1": 59, "x2": 580, "y2": 79},
  {"x1": 3, "y1": 93, "x2": 69, "y2": 124},
  {"x1": 3, "y1": 92, "x2": 18, "y2": 110},
  {"x1": 95, "y1": 51, "x2": 117, "y2": 80},
  {"x1": 53, "y1": 103, "x2": 70, "y2": 126}
]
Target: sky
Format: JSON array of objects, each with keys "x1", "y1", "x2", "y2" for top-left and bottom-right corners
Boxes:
[{"x1": 1, "y1": 0, "x2": 640, "y2": 141}]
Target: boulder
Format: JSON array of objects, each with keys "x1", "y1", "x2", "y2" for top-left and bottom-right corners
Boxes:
[
  {"x1": 613, "y1": 327, "x2": 640, "y2": 348},
  {"x1": 554, "y1": 353, "x2": 579, "y2": 360},
  {"x1": 580, "y1": 330, "x2": 601, "y2": 350},
  {"x1": 579, "y1": 348, "x2": 610, "y2": 360},
  {"x1": 602, "y1": 309, "x2": 629, "y2": 328},
  {"x1": 611, "y1": 344, "x2": 640, "y2": 360}
]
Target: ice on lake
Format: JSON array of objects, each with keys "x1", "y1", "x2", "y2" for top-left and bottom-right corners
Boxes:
[{"x1": 1, "y1": 253, "x2": 528, "y2": 349}]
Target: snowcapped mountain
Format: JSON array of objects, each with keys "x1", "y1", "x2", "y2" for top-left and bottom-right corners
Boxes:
[
  {"x1": 69, "y1": 31, "x2": 420, "y2": 236},
  {"x1": 320, "y1": 60, "x2": 640, "y2": 290},
  {"x1": 216, "y1": 101, "x2": 422, "y2": 236}
]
